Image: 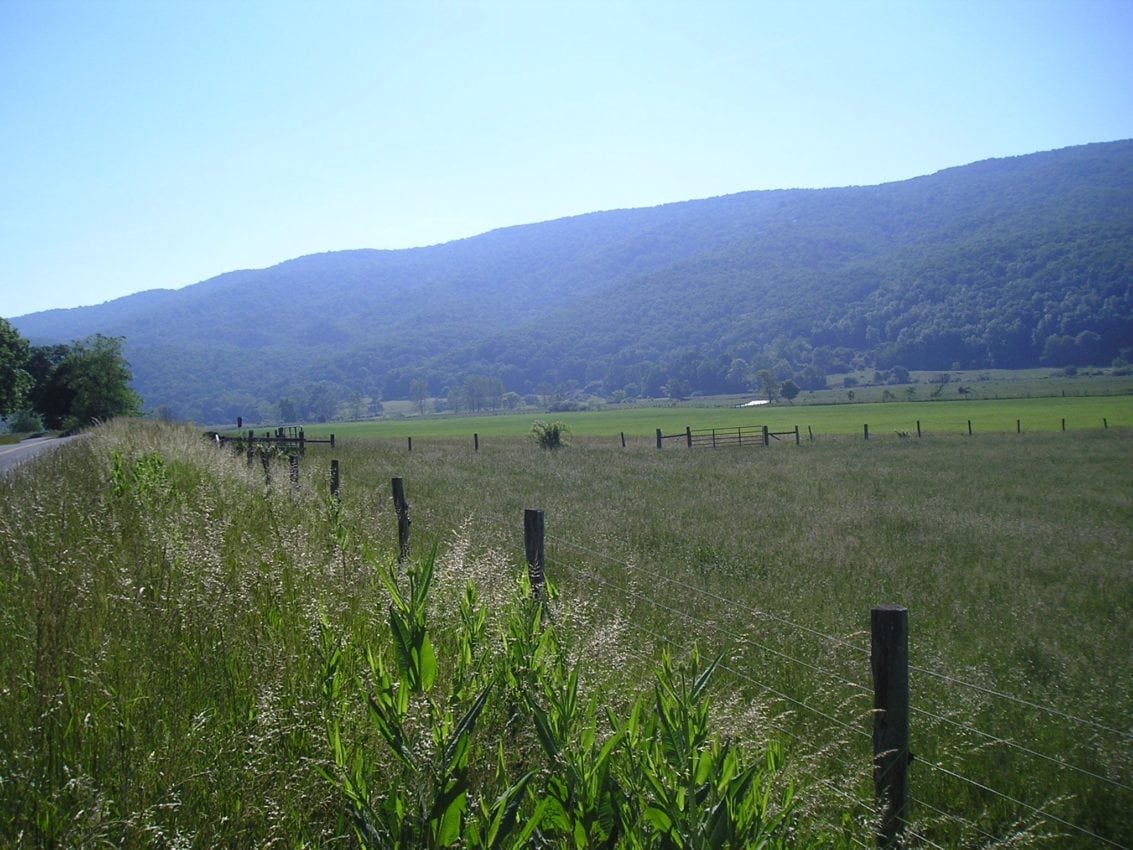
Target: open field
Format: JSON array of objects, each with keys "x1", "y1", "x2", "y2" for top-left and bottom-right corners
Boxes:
[
  {"x1": 302, "y1": 394, "x2": 1133, "y2": 443},
  {"x1": 318, "y1": 418, "x2": 1132, "y2": 847},
  {"x1": 2, "y1": 419, "x2": 1130, "y2": 847}
]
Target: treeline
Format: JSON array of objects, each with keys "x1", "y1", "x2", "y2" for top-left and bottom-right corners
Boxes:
[{"x1": 0, "y1": 319, "x2": 140, "y2": 432}]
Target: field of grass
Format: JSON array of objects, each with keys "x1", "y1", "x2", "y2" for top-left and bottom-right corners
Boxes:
[
  {"x1": 318, "y1": 423, "x2": 1132, "y2": 848},
  {"x1": 301, "y1": 394, "x2": 1133, "y2": 444},
  {"x1": 2, "y1": 418, "x2": 1130, "y2": 847}
]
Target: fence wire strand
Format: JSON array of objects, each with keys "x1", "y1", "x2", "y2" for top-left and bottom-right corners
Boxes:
[
  {"x1": 385, "y1": 492, "x2": 1131, "y2": 849},
  {"x1": 919, "y1": 759, "x2": 1131, "y2": 850}
]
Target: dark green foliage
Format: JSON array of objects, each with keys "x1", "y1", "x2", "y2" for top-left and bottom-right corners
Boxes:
[
  {"x1": 36, "y1": 335, "x2": 142, "y2": 430},
  {"x1": 12, "y1": 141, "x2": 1133, "y2": 421},
  {"x1": 0, "y1": 317, "x2": 32, "y2": 417}
]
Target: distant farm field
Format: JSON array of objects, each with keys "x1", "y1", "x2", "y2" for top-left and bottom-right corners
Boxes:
[{"x1": 305, "y1": 394, "x2": 1133, "y2": 443}]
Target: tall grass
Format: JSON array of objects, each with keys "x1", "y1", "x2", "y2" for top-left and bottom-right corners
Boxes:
[
  {"x1": 323, "y1": 427, "x2": 1132, "y2": 847},
  {"x1": 3, "y1": 420, "x2": 1129, "y2": 846},
  {"x1": 1, "y1": 421, "x2": 835, "y2": 847},
  {"x1": 0, "y1": 421, "x2": 370, "y2": 845}
]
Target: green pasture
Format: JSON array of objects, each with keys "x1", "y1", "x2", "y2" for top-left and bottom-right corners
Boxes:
[
  {"x1": 3, "y1": 419, "x2": 1130, "y2": 847},
  {"x1": 315, "y1": 423, "x2": 1132, "y2": 848},
  {"x1": 306, "y1": 394, "x2": 1133, "y2": 443}
]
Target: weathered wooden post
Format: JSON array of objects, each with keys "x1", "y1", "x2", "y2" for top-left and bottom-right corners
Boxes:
[
  {"x1": 246, "y1": 429, "x2": 255, "y2": 466},
  {"x1": 872, "y1": 605, "x2": 910, "y2": 848},
  {"x1": 656, "y1": 428, "x2": 663, "y2": 450},
  {"x1": 762, "y1": 425, "x2": 769, "y2": 447},
  {"x1": 916, "y1": 420, "x2": 921, "y2": 439},
  {"x1": 299, "y1": 427, "x2": 306, "y2": 454},
  {"x1": 330, "y1": 434, "x2": 336, "y2": 449},
  {"x1": 620, "y1": 432, "x2": 626, "y2": 448},
  {"x1": 1104, "y1": 417, "x2": 1108, "y2": 429},
  {"x1": 711, "y1": 428, "x2": 717, "y2": 448},
  {"x1": 794, "y1": 424, "x2": 800, "y2": 445},
  {"x1": 1017, "y1": 419, "x2": 1021, "y2": 434},
  {"x1": 685, "y1": 426, "x2": 692, "y2": 448},
  {"x1": 864, "y1": 423, "x2": 870, "y2": 441},
  {"x1": 392, "y1": 477, "x2": 410, "y2": 561},
  {"x1": 1061, "y1": 418, "x2": 1066, "y2": 432},
  {"x1": 330, "y1": 460, "x2": 340, "y2": 500},
  {"x1": 407, "y1": 436, "x2": 413, "y2": 452},
  {"x1": 967, "y1": 419, "x2": 973, "y2": 436},
  {"x1": 474, "y1": 433, "x2": 479, "y2": 452},
  {"x1": 808, "y1": 424, "x2": 814, "y2": 442},
  {"x1": 524, "y1": 508, "x2": 545, "y2": 595}
]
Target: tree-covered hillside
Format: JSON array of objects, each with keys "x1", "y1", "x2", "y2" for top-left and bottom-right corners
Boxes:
[{"x1": 12, "y1": 140, "x2": 1133, "y2": 423}]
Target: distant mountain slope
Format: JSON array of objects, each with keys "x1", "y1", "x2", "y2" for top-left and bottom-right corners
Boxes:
[{"x1": 13, "y1": 140, "x2": 1133, "y2": 422}]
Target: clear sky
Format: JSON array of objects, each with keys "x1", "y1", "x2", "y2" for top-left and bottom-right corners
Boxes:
[{"x1": 2, "y1": 0, "x2": 1131, "y2": 318}]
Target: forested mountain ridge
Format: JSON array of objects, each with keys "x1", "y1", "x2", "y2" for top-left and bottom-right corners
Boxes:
[{"x1": 12, "y1": 139, "x2": 1133, "y2": 423}]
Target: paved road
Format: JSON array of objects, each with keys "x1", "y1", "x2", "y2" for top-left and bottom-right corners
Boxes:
[{"x1": 0, "y1": 435, "x2": 79, "y2": 476}]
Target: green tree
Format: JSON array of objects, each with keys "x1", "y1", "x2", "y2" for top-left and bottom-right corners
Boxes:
[
  {"x1": 410, "y1": 378, "x2": 430, "y2": 415},
  {"x1": 42, "y1": 335, "x2": 142, "y2": 430},
  {"x1": 780, "y1": 379, "x2": 800, "y2": 402},
  {"x1": 0, "y1": 318, "x2": 32, "y2": 417},
  {"x1": 756, "y1": 369, "x2": 779, "y2": 403},
  {"x1": 277, "y1": 397, "x2": 298, "y2": 423},
  {"x1": 662, "y1": 377, "x2": 691, "y2": 400}
]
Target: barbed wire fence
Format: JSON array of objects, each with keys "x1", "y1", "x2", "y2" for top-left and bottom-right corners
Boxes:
[{"x1": 311, "y1": 456, "x2": 1131, "y2": 849}]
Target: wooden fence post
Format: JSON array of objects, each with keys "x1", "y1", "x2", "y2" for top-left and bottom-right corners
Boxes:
[
  {"x1": 407, "y1": 436, "x2": 413, "y2": 452},
  {"x1": 916, "y1": 420, "x2": 921, "y2": 439},
  {"x1": 1104, "y1": 418, "x2": 1108, "y2": 429},
  {"x1": 686, "y1": 426, "x2": 692, "y2": 448},
  {"x1": 762, "y1": 425, "x2": 769, "y2": 447},
  {"x1": 808, "y1": 425, "x2": 814, "y2": 442},
  {"x1": 872, "y1": 605, "x2": 910, "y2": 848},
  {"x1": 524, "y1": 508, "x2": 545, "y2": 595},
  {"x1": 246, "y1": 429, "x2": 254, "y2": 465},
  {"x1": 1017, "y1": 419, "x2": 1021, "y2": 434},
  {"x1": 330, "y1": 460, "x2": 340, "y2": 500},
  {"x1": 392, "y1": 477, "x2": 410, "y2": 561},
  {"x1": 864, "y1": 423, "x2": 870, "y2": 441},
  {"x1": 794, "y1": 424, "x2": 800, "y2": 445},
  {"x1": 330, "y1": 434, "x2": 336, "y2": 448},
  {"x1": 621, "y1": 431, "x2": 626, "y2": 448},
  {"x1": 474, "y1": 433, "x2": 479, "y2": 452},
  {"x1": 967, "y1": 420, "x2": 973, "y2": 436},
  {"x1": 656, "y1": 428, "x2": 663, "y2": 450},
  {"x1": 1061, "y1": 418, "x2": 1066, "y2": 432}
]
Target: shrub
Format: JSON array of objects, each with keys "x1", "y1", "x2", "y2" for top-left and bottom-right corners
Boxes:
[
  {"x1": 531, "y1": 420, "x2": 569, "y2": 450},
  {"x1": 4, "y1": 409, "x2": 41, "y2": 434}
]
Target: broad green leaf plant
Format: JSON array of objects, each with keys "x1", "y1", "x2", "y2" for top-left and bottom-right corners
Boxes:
[{"x1": 319, "y1": 549, "x2": 800, "y2": 849}]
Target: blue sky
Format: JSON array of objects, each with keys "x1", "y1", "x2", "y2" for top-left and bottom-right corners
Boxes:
[{"x1": 2, "y1": 0, "x2": 1131, "y2": 318}]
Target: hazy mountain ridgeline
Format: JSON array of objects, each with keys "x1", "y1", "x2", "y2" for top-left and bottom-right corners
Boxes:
[{"x1": 13, "y1": 139, "x2": 1133, "y2": 423}]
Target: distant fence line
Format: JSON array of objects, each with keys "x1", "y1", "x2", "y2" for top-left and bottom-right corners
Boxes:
[{"x1": 216, "y1": 413, "x2": 1119, "y2": 459}]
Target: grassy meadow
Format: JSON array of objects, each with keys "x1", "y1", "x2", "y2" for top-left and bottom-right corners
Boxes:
[
  {"x1": 2, "y1": 407, "x2": 1131, "y2": 847},
  {"x1": 305, "y1": 392, "x2": 1133, "y2": 443}
]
